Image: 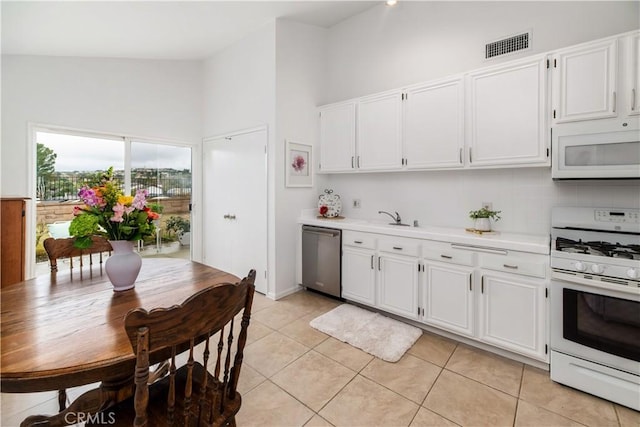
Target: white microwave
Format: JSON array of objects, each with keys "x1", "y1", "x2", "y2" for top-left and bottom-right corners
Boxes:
[{"x1": 552, "y1": 120, "x2": 640, "y2": 179}]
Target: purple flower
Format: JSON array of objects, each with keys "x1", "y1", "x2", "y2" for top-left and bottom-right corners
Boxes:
[{"x1": 78, "y1": 186, "x2": 102, "y2": 207}]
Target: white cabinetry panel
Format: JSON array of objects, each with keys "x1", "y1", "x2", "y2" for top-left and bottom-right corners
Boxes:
[
  {"x1": 423, "y1": 262, "x2": 474, "y2": 337},
  {"x1": 480, "y1": 273, "x2": 547, "y2": 360},
  {"x1": 627, "y1": 32, "x2": 640, "y2": 116},
  {"x1": 552, "y1": 38, "x2": 618, "y2": 123},
  {"x1": 378, "y1": 253, "x2": 420, "y2": 320},
  {"x1": 357, "y1": 91, "x2": 403, "y2": 171},
  {"x1": 467, "y1": 55, "x2": 548, "y2": 167},
  {"x1": 342, "y1": 246, "x2": 376, "y2": 305},
  {"x1": 403, "y1": 77, "x2": 465, "y2": 169},
  {"x1": 319, "y1": 101, "x2": 357, "y2": 172}
]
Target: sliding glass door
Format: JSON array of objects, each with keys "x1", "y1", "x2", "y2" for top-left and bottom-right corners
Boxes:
[
  {"x1": 35, "y1": 130, "x2": 192, "y2": 273},
  {"x1": 131, "y1": 141, "x2": 192, "y2": 255}
]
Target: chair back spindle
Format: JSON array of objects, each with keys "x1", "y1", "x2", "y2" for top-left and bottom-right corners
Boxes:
[{"x1": 121, "y1": 269, "x2": 256, "y2": 427}]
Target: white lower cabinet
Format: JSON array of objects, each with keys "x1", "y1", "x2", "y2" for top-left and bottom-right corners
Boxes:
[
  {"x1": 377, "y1": 252, "x2": 420, "y2": 320},
  {"x1": 479, "y1": 272, "x2": 547, "y2": 361},
  {"x1": 423, "y1": 262, "x2": 475, "y2": 337},
  {"x1": 342, "y1": 246, "x2": 376, "y2": 306},
  {"x1": 339, "y1": 229, "x2": 549, "y2": 363}
]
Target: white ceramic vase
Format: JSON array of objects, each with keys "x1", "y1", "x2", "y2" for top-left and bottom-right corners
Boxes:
[
  {"x1": 474, "y1": 218, "x2": 492, "y2": 231},
  {"x1": 105, "y1": 240, "x2": 142, "y2": 292}
]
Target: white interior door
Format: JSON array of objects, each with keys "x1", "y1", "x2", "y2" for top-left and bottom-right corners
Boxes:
[{"x1": 203, "y1": 129, "x2": 267, "y2": 294}]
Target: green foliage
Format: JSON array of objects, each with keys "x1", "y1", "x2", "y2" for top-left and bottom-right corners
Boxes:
[
  {"x1": 35, "y1": 222, "x2": 50, "y2": 262},
  {"x1": 165, "y1": 216, "x2": 190, "y2": 235},
  {"x1": 469, "y1": 208, "x2": 501, "y2": 221},
  {"x1": 69, "y1": 215, "x2": 100, "y2": 248},
  {"x1": 36, "y1": 143, "x2": 57, "y2": 176},
  {"x1": 149, "y1": 203, "x2": 164, "y2": 214}
]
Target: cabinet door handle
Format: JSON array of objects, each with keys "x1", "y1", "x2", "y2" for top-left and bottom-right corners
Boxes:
[
  {"x1": 378, "y1": 256, "x2": 381, "y2": 271},
  {"x1": 371, "y1": 255, "x2": 374, "y2": 269},
  {"x1": 223, "y1": 214, "x2": 230, "y2": 219},
  {"x1": 469, "y1": 147, "x2": 473, "y2": 163},
  {"x1": 357, "y1": 156, "x2": 361, "y2": 168},
  {"x1": 469, "y1": 274, "x2": 472, "y2": 291},
  {"x1": 481, "y1": 275, "x2": 484, "y2": 293},
  {"x1": 612, "y1": 91, "x2": 617, "y2": 113},
  {"x1": 354, "y1": 240, "x2": 363, "y2": 244},
  {"x1": 393, "y1": 246, "x2": 403, "y2": 250},
  {"x1": 503, "y1": 264, "x2": 519, "y2": 269},
  {"x1": 440, "y1": 254, "x2": 452, "y2": 259},
  {"x1": 351, "y1": 156, "x2": 355, "y2": 169},
  {"x1": 632, "y1": 88, "x2": 636, "y2": 111},
  {"x1": 459, "y1": 148, "x2": 463, "y2": 164}
]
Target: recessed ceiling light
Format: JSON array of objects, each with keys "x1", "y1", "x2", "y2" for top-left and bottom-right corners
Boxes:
[{"x1": 386, "y1": 0, "x2": 398, "y2": 6}]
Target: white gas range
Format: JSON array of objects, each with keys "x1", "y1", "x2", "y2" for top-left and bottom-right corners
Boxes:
[{"x1": 549, "y1": 207, "x2": 640, "y2": 411}]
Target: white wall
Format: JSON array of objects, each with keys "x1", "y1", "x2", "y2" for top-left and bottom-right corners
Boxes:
[
  {"x1": 202, "y1": 23, "x2": 276, "y2": 137},
  {"x1": 275, "y1": 20, "x2": 329, "y2": 297},
  {"x1": 321, "y1": 2, "x2": 640, "y2": 235},
  {"x1": 201, "y1": 20, "x2": 330, "y2": 299},
  {"x1": 324, "y1": 1, "x2": 640, "y2": 103},
  {"x1": 202, "y1": 22, "x2": 279, "y2": 296},
  {"x1": 1, "y1": 55, "x2": 203, "y2": 197}
]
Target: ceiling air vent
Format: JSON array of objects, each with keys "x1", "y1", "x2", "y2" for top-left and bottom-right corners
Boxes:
[{"x1": 485, "y1": 31, "x2": 530, "y2": 59}]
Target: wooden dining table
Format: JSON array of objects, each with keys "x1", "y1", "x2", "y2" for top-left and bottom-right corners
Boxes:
[{"x1": 1, "y1": 258, "x2": 239, "y2": 426}]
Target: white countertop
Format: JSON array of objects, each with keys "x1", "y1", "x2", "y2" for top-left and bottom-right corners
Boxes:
[{"x1": 299, "y1": 214, "x2": 550, "y2": 255}]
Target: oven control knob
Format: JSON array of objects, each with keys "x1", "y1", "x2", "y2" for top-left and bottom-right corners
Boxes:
[
  {"x1": 627, "y1": 268, "x2": 639, "y2": 279},
  {"x1": 590, "y1": 264, "x2": 605, "y2": 274},
  {"x1": 573, "y1": 261, "x2": 587, "y2": 272}
]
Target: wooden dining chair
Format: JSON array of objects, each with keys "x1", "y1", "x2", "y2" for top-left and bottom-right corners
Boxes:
[
  {"x1": 42, "y1": 236, "x2": 113, "y2": 411},
  {"x1": 43, "y1": 236, "x2": 113, "y2": 272},
  {"x1": 91, "y1": 269, "x2": 256, "y2": 427}
]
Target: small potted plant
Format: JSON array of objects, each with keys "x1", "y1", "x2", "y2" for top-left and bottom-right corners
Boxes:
[
  {"x1": 469, "y1": 207, "x2": 501, "y2": 231},
  {"x1": 165, "y1": 216, "x2": 191, "y2": 246}
]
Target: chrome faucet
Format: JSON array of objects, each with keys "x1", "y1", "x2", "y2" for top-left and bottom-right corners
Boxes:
[{"x1": 378, "y1": 210, "x2": 402, "y2": 225}]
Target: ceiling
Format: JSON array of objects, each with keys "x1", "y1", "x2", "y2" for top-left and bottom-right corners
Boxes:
[{"x1": 1, "y1": 1, "x2": 379, "y2": 60}]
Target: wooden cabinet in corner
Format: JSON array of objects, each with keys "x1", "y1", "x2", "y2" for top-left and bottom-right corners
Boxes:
[{"x1": 1, "y1": 198, "x2": 27, "y2": 287}]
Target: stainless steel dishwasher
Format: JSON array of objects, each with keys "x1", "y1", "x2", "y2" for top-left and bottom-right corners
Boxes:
[{"x1": 301, "y1": 225, "x2": 341, "y2": 298}]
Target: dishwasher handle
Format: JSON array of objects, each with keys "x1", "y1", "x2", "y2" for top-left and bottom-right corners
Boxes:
[{"x1": 302, "y1": 226, "x2": 341, "y2": 238}]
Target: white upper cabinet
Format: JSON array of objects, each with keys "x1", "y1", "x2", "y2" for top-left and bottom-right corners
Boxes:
[
  {"x1": 627, "y1": 32, "x2": 640, "y2": 116},
  {"x1": 403, "y1": 77, "x2": 465, "y2": 169},
  {"x1": 467, "y1": 55, "x2": 549, "y2": 167},
  {"x1": 551, "y1": 38, "x2": 618, "y2": 123},
  {"x1": 319, "y1": 101, "x2": 357, "y2": 172},
  {"x1": 357, "y1": 91, "x2": 403, "y2": 171}
]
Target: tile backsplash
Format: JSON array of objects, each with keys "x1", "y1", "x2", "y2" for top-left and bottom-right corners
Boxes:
[{"x1": 321, "y1": 168, "x2": 640, "y2": 236}]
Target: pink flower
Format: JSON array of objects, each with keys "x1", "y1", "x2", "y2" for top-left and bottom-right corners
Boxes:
[
  {"x1": 132, "y1": 189, "x2": 148, "y2": 210},
  {"x1": 111, "y1": 203, "x2": 125, "y2": 223},
  {"x1": 292, "y1": 155, "x2": 306, "y2": 172}
]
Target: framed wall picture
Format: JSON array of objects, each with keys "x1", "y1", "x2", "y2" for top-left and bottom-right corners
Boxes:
[{"x1": 285, "y1": 141, "x2": 313, "y2": 187}]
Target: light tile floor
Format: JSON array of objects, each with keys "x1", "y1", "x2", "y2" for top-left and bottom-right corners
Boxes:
[{"x1": 2, "y1": 289, "x2": 639, "y2": 427}]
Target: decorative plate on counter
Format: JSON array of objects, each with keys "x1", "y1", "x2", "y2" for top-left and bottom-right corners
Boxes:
[{"x1": 318, "y1": 189, "x2": 342, "y2": 218}]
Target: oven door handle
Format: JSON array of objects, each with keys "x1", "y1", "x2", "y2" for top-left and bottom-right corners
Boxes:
[{"x1": 552, "y1": 270, "x2": 640, "y2": 296}]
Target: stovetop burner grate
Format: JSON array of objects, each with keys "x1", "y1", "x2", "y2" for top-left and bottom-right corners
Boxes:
[{"x1": 555, "y1": 237, "x2": 640, "y2": 260}]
